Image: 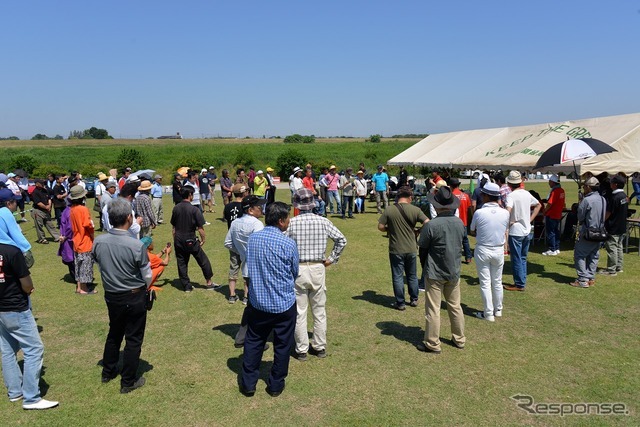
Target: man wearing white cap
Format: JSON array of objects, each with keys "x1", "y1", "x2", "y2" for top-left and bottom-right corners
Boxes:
[
  {"x1": 206, "y1": 166, "x2": 218, "y2": 210},
  {"x1": 503, "y1": 171, "x2": 541, "y2": 292},
  {"x1": 470, "y1": 183, "x2": 510, "y2": 321},
  {"x1": 253, "y1": 170, "x2": 268, "y2": 198},
  {"x1": 199, "y1": 169, "x2": 213, "y2": 213},
  {"x1": 542, "y1": 174, "x2": 565, "y2": 256}
]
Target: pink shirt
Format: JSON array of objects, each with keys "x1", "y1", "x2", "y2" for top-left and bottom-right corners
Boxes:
[{"x1": 325, "y1": 173, "x2": 340, "y2": 191}]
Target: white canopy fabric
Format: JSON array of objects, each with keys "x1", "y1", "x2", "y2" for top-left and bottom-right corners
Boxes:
[{"x1": 389, "y1": 113, "x2": 640, "y2": 175}]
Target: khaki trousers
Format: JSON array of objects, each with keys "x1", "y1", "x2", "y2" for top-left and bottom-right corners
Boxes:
[
  {"x1": 294, "y1": 263, "x2": 327, "y2": 353},
  {"x1": 152, "y1": 197, "x2": 163, "y2": 222},
  {"x1": 424, "y1": 278, "x2": 466, "y2": 352}
]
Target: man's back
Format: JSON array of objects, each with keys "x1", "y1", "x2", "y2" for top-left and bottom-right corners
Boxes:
[
  {"x1": 287, "y1": 213, "x2": 346, "y2": 263},
  {"x1": 418, "y1": 213, "x2": 465, "y2": 282},
  {"x1": 379, "y1": 203, "x2": 426, "y2": 254},
  {"x1": 93, "y1": 231, "x2": 149, "y2": 292}
]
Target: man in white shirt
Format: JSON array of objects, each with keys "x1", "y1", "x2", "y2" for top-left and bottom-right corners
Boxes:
[
  {"x1": 504, "y1": 171, "x2": 541, "y2": 291},
  {"x1": 470, "y1": 183, "x2": 510, "y2": 322}
]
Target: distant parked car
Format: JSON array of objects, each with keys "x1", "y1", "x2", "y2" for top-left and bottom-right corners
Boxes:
[
  {"x1": 83, "y1": 177, "x2": 96, "y2": 198},
  {"x1": 461, "y1": 169, "x2": 483, "y2": 179}
]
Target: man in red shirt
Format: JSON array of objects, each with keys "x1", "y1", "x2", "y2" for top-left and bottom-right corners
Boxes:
[
  {"x1": 542, "y1": 174, "x2": 565, "y2": 256},
  {"x1": 451, "y1": 178, "x2": 473, "y2": 263},
  {"x1": 118, "y1": 167, "x2": 132, "y2": 190},
  {"x1": 302, "y1": 168, "x2": 325, "y2": 215}
]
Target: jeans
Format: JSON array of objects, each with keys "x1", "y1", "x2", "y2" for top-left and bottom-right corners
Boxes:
[
  {"x1": 327, "y1": 190, "x2": 341, "y2": 214},
  {"x1": 314, "y1": 198, "x2": 326, "y2": 216},
  {"x1": 342, "y1": 195, "x2": 353, "y2": 217},
  {"x1": 508, "y1": 233, "x2": 532, "y2": 288},
  {"x1": 546, "y1": 217, "x2": 560, "y2": 251},
  {"x1": 474, "y1": 245, "x2": 504, "y2": 316},
  {"x1": 574, "y1": 237, "x2": 600, "y2": 283},
  {"x1": 632, "y1": 182, "x2": 640, "y2": 204},
  {"x1": 241, "y1": 303, "x2": 296, "y2": 393},
  {"x1": 102, "y1": 290, "x2": 147, "y2": 388},
  {"x1": 389, "y1": 253, "x2": 419, "y2": 305},
  {"x1": 0, "y1": 310, "x2": 44, "y2": 404},
  {"x1": 462, "y1": 229, "x2": 472, "y2": 260}
]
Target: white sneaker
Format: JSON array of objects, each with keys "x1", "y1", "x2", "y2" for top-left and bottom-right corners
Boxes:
[
  {"x1": 23, "y1": 398, "x2": 59, "y2": 410},
  {"x1": 475, "y1": 312, "x2": 495, "y2": 322},
  {"x1": 542, "y1": 250, "x2": 554, "y2": 256},
  {"x1": 494, "y1": 310, "x2": 502, "y2": 318},
  {"x1": 552, "y1": 250, "x2": 560, "y2": 256},
  {"x1": 9, "y1": 395, "x2": 23, "y2": 402},
  {"x1": 204, "y1": 222, "x2": 211, "y2": 226}
]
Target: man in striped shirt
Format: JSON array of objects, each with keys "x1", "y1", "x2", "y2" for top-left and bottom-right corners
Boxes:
[{"x1": 287, "y1": 188, "x2": 347, "y2": 360}]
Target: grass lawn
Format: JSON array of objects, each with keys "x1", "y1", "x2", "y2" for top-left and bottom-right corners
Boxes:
[{"x1": 1, "y1": 181, "x2": 637, "y2": 426}]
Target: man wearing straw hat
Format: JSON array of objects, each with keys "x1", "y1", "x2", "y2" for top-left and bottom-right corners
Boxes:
[{"x1": 135, "y1": 180, "x2": 156, "y2": 238}]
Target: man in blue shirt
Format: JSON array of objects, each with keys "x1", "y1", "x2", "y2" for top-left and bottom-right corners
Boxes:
[
  {"x1": 371, "y1": 165, "x2": 389, "y2": 214},
  {"x1": 151, "y1": 175, "x2": 164, "y2": 224},
  {"x1": 239, "y1": 202, "x2": 298, "y2": 398}
]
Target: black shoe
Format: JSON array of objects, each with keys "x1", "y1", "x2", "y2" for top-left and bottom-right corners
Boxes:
[
  {"x1": 238, "y1": 379, "x2": 255, "y2": 397},
  {"x1": 266, "y1": 382, "x2": 284, "y2": 397},
  {"x1": 120, "y1": 377, "x2": 146, "y2": 394},
  {"x1": 308, "y1": 347, "x2": 327, "y2": 358},
  {"x1": 184, "y1": 285, "x2": 194, "y2": 293},
  {"x1": 293, "y1": 352, "x2": 307, "y2": 361},
  {"x1": 392, "y1": 302, "x2": 406, "y2": 311},
  {"x1": 416, "y1": 342, "x2": 442, "y2": 354},
  {"x1": 101, "y1": 375, "x2": 117, "y2": 384}
]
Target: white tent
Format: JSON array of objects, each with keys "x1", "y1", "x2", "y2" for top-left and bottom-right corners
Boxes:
[{"x1": 388, "y1": 113, "x2": 640, "y2": 175}]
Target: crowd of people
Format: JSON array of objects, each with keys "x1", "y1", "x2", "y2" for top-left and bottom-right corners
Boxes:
[{"x1": 0, "y1": 163, "x2": 633, "y2": 405}]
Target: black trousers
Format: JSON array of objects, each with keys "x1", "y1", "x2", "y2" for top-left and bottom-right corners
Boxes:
[
  {"x1": 174, "y1": 237, "x2": 213, "y2": 288},
  {"x1": 102, "y1": 289, "x2": 147, "y2": 388},
  {"x1": 240, "y1": 303, "x2": 296, "y2": 393}
]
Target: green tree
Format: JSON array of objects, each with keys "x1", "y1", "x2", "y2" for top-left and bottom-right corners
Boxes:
[
  {"x1": 233, "y1": 147, "x2": 255, "y2": 169},
  {"x1": 368, "y1": 134, "x2": 382, "y2": 143},
  {"x1": 275, "y1": 149, "x2": 306, "y2": 181},
  {"x1": 86, "y1": 127, "x2": 112, "y2": 139},
  {"x1": 9, "y1": 155, "x2": 39, "y2": 175},
  {"x1": 31, "y1": 134, "x2": 49, "y2": 140},
  {"x1": 115, "y1": 148, "x2": 146, "y2": 172}
]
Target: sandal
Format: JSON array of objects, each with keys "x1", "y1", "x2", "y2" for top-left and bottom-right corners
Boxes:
[{"x1": 37, "y1": 239, "x2": 49, "y2": 244}]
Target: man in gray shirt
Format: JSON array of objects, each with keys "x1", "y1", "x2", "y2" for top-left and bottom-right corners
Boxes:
[
  {"x1": 93, "y1": 198, "x2": 152, "y2": 393},
  {"x1": 571, "y1": 177, "x2": 606, "y2": 288},
  {"x1": 417, "y1": 186, "x2": 466, "y2": 354}
]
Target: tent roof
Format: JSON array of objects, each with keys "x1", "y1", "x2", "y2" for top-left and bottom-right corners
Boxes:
[{"x1": 388, "y1": 113, "x2": 640, "y2": 175}]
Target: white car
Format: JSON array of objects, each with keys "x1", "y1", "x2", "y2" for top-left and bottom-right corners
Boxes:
[{"x1": 460, "y1": 169, "x2": 483, "y2": 179}]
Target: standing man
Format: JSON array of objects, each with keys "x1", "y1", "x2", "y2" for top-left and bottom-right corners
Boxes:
[
  {"x1": 354, "y1": 170, "x2": 367, "y2": 214},
  {"x1": 6, "y1": 173, "x2": 26, "y2": 222},
  {"x1": 220, "y1": 169, "x2": 233, "y2": 205},
  {"x1": 30, "y1": 179, "x2": 60, "y2": 243},
  {"x1": 287, "y1": 188, "x2": 346, "y2": 360},
  {"x1": 224, "y1": 195, "x2": 265, "y2": 303},
  {"x1": 340, "y1": 168, "x2": 355, "y2": 219},
  {"x1": 599, "y1": 175, "x2": 627, "y2": 276},
  {"x1": 542, "y1": 174, "x2": 565, "y2": 256},
  {"x1": 265, "y1": 167, "x2": 276, "y2": 206},
  {"x1": 134, "y1": 180, "x2": 156, "y2": 238},
  {"x1": 151, "y1": 174, "x2": 164, "y2": 224},
  {"x1": 199, "y1": 168, "x2": 212, "y2": 213},
  {"x1": 378, "y1": 186, "x2": 428, "y2": 311},
  {"x1": 504, "y1": 171, "x2": 541, "y2": 292},
  {"x1": 206, "y1": 166, "x2": 218, "y2": 210},
  {"x1": 571, "y1": 177, "x2": 606, "y2": 288},
  {"x1": 470, "y1": 183, "x2": 510, "y2": 321},
  {"x1": 118, "y1": 167, "x2": 131, "y2": 190},
  {"x1": 92, "y1": 198, "x2": 152, "y2": 394},
  {"x1": 417, "y1": 186, "x2": 466, "y2": 353},
  {"x1": 170, "y1": 186, "x2": 219, "y2": 292},
  {"x1": 0, "y1": 238, "x2": 59, "y2": 409},
  {"x1": 239, "y1": 202, "x2": 298, "y2": 398},
  {"x1": 302, "y1": 168, "x2": 325, "y2": 216},
  {"x1": 450, "y1": 178, "x2": 473, "y2": 263},
  {"x1": 323, "y1": 166, "x2": 341, "y2": 215},
  {"x1": 223, "y1": 184, "x2": 248, "y2": 304},
  {"x1": 371, "y1": 165, "x2": 389, "y2": 214},
  {"x1": 52, "y1": 175, "x2": 68, "y2": 228},
  {"x1": 253, "y1": 170, "x2": 268, "y2": 198}
]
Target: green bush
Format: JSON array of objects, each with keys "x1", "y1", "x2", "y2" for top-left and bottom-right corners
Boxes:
[
  {"x1": 8, "y1": 155, "x2": 39, "y2": 175},
  {"x1": 283, "y1": 134, "x2": 315, "y2": 144},
  {"x1": 233, "y1": 147, "x2": 255, "y2": 169},
  {"x1": 368, "y1": 134, "x2": 382, "y2": 143},
  {"x1": 275, "y1": 149, "x2": 306, "y2": 181},
  {"x1": 115, "y1": 148, "x2": 147, "y2": 172},
  {"x1": 32, "y1": 164, "x2": 68, "y2": 178}
]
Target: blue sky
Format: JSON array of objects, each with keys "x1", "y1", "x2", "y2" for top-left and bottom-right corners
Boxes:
[{"x1": 2, "y1": 1, "x2": 639, "y2": 139}]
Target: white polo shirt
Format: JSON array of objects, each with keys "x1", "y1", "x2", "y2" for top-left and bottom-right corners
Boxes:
[
  {"x1": 506, "y1": 189, "x2": 540, "y2": 237},
  {"x1": 470, "y1": 202, "x2": 510, "y2": 246}
]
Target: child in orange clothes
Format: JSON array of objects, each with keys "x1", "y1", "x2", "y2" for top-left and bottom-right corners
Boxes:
[{"x1": 140, "y1": 236, "x2": 171, "y2": 289}]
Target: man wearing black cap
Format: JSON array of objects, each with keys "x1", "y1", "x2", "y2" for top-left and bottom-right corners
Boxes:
[
  {"x1": 378, "y1": 186, "x2": 428, "y2": 311},
  {"x1": 417, "y1": 186, "x2": 466, "y2": 353},
  {"x1": 31, "y1": 180, "x2": 60, "y2": 243},
  {"x1": 599, "y1": 175, "x2": 628, "y2": 276}
]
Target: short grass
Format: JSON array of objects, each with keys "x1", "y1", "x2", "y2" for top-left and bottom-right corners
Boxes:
[{"x1": 1, "y1": 183, "x2": 638, "y2": 426}]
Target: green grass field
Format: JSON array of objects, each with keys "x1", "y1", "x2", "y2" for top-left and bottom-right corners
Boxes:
[{"x1": 0, "y1": 180, "x2": 637, "y2": 426}]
